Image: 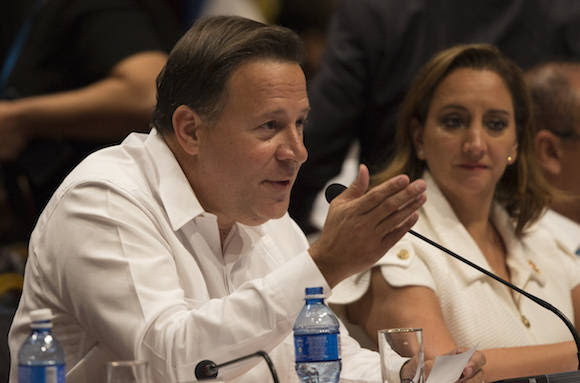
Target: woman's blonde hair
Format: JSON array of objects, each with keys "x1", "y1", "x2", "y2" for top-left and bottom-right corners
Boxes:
[{"x1": 372, "y1": 44, "x2": 551, "y2": 235}]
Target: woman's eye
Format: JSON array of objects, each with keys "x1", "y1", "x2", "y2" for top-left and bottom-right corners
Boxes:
[
  {"x1": 441, "y1": 116, "x2": 464, "y2": 129},
  {"x1": 486, "y1": 119, "x2": 508, "y2": 131}
]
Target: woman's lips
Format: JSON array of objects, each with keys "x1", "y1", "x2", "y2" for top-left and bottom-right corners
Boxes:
[{"x1": 458, "y1": 163, "x2": 488, "y2": 170}]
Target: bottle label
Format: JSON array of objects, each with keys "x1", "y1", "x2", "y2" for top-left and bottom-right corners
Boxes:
[
  {"x1": 294, "y1": 332, "x2": 340, "y2": 362},
  {"x1": 18, "y1": 364, "x2": 66, "y2": 383}
]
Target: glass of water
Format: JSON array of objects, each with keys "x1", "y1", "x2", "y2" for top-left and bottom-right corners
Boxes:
[{"x1": 378, "y1": 328, "x2": 425, "y2": 383}]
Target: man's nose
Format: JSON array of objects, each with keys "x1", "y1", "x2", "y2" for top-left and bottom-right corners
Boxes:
[{"x1": 276, "y1": 127, "x2": 308, "y2": 165}]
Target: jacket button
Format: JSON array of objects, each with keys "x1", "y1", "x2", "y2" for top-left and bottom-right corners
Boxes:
[
  {"x1": 521, "y1": 315, "x2": 531, "y2": 328},
  {"x1": 397, "y1": 249, "x2": 410, "y2": 260}
]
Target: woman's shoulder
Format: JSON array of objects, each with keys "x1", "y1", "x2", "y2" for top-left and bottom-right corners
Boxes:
[{"x1": 329, "y1": 234, "x2": 438, "y2": 305}]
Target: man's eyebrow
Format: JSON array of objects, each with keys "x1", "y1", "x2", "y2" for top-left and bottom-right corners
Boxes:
[{"x1": 259, "y1": 106, "x2": 311, "y2": 117}]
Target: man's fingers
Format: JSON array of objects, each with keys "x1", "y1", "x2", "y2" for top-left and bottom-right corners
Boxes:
[
  {"x1": 314, "y1": 172, "x2": 426, "y2": 287},
  {"x1": 375, "y1": 193, "x2": 425, "y2": 235},
  {"x1": 356, "y1": 174, "x2": 412, "y2": 213},
  {"x1": 335, "y1": 164, "x2": 370, "y2": 202},
  {"x1": 380, "y1": 211, "x2": 419, "y2": 249},
  {"x1": 364, "y1": 179, "x2": 426, "y2": 227}
]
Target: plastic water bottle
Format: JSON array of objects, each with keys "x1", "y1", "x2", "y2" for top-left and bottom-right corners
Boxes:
[
  {"x1": 293, "y1": 286, "x2": 341, "y2": 383},
  {"x1": 18, "y1": 308, "x2": 66, "y2": 383}
]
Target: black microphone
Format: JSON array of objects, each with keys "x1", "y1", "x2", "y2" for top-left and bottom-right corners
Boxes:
[
  {"x1": 324, "y1": 182, "x2": 580, "y2": 373},
  {"x1": 325, "y1": 183, "x2": 348, "y2": 205},
  {"x1": 194, "y1": 350, "x2": 279, "y2": 382}
]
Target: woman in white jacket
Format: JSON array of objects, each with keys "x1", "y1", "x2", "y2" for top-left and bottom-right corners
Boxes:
[{"x1": 331, "y1": 44, "x2": 580, "y2": 382}]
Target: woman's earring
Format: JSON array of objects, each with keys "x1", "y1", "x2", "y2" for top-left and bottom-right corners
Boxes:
[
  {"x1": 417, "y1": 149, "x2": 424, "y2": 159},
  {"x1": 507, "y1": 155, "x2": 513, "y2": 164}
]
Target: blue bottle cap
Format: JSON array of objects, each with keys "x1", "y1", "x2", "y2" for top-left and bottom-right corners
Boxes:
[
  {"x1": 30, "y1": 308, "x2": 53, "y2": 329},
  {"x1": 305, "y1": 287, "x2": 323, "y2": 295}
]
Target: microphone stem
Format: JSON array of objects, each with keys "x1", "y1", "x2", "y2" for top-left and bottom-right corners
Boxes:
[
  {"x1": 213, "y1": 351, "x2": 280, "y2": 383},
  {"x1": 408, "y1": 229, "x2": 580, "y2": 370}
]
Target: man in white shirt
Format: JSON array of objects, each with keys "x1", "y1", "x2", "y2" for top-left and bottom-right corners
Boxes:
[
  {"x1": 8, "y1": 16, "x2": 469, "y2": 383},
  {"x1": 526, "y1": 63, "x2": 580, "y2": 255}
]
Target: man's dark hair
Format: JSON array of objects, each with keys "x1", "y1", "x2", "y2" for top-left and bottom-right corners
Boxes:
[{"x1": 152, "y1": 16, "x2": 304, "y2": 133}]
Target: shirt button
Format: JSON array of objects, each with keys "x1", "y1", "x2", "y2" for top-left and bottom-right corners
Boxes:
[
  {"x1": 521, "y1": 315, "x2": 531, "y2": 328},
  {"x1": 397, "y1": 249, "x2": 410, "y2": 260}
]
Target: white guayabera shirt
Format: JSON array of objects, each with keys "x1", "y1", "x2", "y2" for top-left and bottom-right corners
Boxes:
[
  {"x1": 539, "y1": 209, "x2": 580, "y2": 257},
  {"x1": 10, "y1": 129, "x2": 400, "y2": 383}
]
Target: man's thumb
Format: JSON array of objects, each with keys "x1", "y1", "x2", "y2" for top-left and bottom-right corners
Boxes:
[{"x1": 340, "y1": 164, "x2": 369, "y2": 201}]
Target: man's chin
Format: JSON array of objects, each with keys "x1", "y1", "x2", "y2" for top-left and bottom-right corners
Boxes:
[
  {"x1": 263, "y1": 204, "x2": 289, "y2": 221},
  {"x1": 239, "y1": 205, "x2": 289, "y2": 227}
]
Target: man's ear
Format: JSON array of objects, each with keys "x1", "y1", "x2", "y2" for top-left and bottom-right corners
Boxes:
[
  {"x1": 172, "y1": 105, "x2": 204, "y2": 155},
  {"x1": 535, "y1": 130, "x2": 562, "y2": 176},
  {"x1": 411, "y1": 118, "x2": 425, "y2": 160}
]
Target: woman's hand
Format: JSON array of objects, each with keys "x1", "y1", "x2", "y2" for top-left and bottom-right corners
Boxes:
[
  {"x1": 455, "y1": 348, "x2": 486, "y2": 382},
  {"x1": 416, "y1": 348, "x2": 486, "y2": 383}
]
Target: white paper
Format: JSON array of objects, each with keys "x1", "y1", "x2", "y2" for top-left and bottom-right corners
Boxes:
[{"x1": 426, "y1": 348, "x2": 476, "y2": 383}]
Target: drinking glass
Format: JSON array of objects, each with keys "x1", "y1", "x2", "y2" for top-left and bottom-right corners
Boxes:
[
  {"x1": 378, "y1": 328, "x2": 425, "y2": 383},
  {"x1": 106, "y1": 360, "x2": 150, "y2": 383}
]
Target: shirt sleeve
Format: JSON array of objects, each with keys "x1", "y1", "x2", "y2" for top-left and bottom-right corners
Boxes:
[
  {"x1": 330, "y1": 238, "x2": 437, "y2": 306},
  {"x1": 378, "y1": 239, "x2": 436, "y2": 291},
  {"x1": 556, "y1": 237, "x2": 580, "y2": 290},
  {"x1": 34, "y1": 182, "x2": 330, "y2": 382}
]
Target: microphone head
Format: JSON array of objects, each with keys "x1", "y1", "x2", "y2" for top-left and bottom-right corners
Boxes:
[
  {"x1": 325, "y1": 183, "x2": 347, "y2": 203},
  {"x1": 195, "y1": 360, "x2": 218, "y2": 380}
]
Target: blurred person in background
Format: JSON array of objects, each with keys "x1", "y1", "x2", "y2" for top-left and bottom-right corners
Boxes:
[
  {"x1": 0, "y1": 0, "x2": 180, "y2": 243},
  {"x1": 526, "y1": 62, "x2": 580, "y2": 256},
  {"x1": 275, "y1": 0, "x2": 338, "y2": 80}
]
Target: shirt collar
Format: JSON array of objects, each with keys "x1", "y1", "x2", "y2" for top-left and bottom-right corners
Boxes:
[
  {"x1": 493, "y1": 204, "x2": 546, "y2": 289},
  {"x1": 145, "y1": 129, "x2": 205, "y2": 231},
  {"x1": 541, "y1": 209, "x2": 580, "y2": 255},
  {"x1": 420, "y1": 171, "x2": 545, "y2": 287},
  {"x1": 419, "y1": 172, "x2": 489, "y2": 284},
  {"x1": 143, "y1": 129, "x2": 268, "y2": 239}
]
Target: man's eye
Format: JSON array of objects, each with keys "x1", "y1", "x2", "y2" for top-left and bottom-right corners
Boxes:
[
  {"x1": 261, "y1": 121, "x2": 277, "y2": 130},
  {"x1": 296, "y1": 116, "x2": 309, "y2": 127}
]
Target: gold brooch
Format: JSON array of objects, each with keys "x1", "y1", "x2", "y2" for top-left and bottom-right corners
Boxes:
[{"x1": 528, "y1": 260, "x2": 540, "y2": 274}]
